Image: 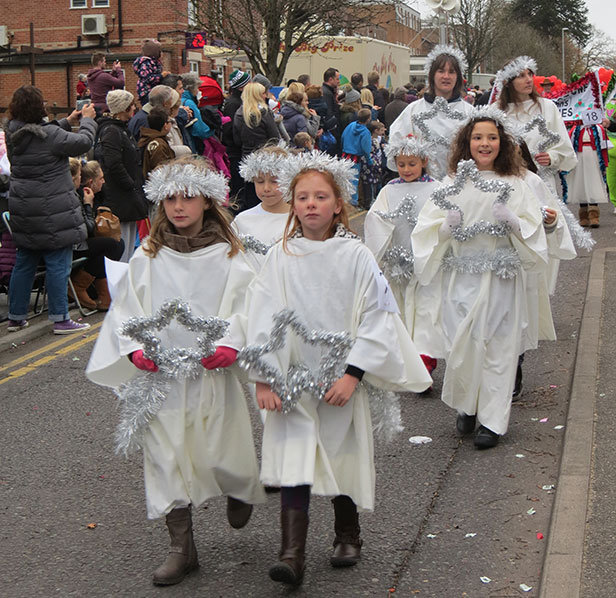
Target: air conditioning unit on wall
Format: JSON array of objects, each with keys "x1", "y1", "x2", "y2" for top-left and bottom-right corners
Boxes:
[
  {"x1": 82, "y1": 15, "x2": 107, "y2": 36},
  {"x1": 0, "y1": 25, "x2": 9, "y2": 47}
]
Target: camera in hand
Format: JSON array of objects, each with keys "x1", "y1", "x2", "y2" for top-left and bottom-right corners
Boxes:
[{"x1": 76, "y1": 99, "x2": 92, "y2": 111}]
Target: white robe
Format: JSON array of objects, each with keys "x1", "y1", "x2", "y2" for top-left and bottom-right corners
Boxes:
[
  {"x1": 364, "y1": 179, "x2": 444, "y2": 355},
  {"x1": 245, "y1": 235, "x2": 432, "y2": 510},
  {"x1": 565, "y1": 127, "x2": 610, "y2": 204},
  {"x1": 86, "y1": 243, "x2": 266, "y2": 519},
  {"x1": 413, "y1": 173, "x2": 548, "y2": 435},
  {"x1": 388, "y1": 97, "x2": 474, "y2": 179},
  {"x1": 233, "y1": 204, "x2": 289, "y2": 245},
  {"x1": 504, "y1": 98, "x2": 578, "y2": 196}
]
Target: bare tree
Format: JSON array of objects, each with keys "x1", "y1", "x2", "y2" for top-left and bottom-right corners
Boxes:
[
  {"x1": 448, "y1": 0, "x2": 505, "y2": 83},
  {"x1": 572, "y1": 27, "x2": 616, "y2": 73},
  {"x1": 189, "y1": 0, "x2": 392, "y2": 85}
]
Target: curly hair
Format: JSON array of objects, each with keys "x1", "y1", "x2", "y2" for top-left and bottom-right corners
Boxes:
[
  {"x1": 449, "y1": 117, "x2": 523, "y2": 177},
  {"x1": 8, "y1": 85, "x2": 47, "y2": 123}
]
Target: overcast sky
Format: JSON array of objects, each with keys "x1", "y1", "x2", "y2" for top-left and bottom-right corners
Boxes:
[{"x1": 411, "y1": 0, "x2": 616, "y2": 44}]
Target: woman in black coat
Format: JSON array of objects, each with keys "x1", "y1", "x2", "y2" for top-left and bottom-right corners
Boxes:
[{"x1": 95, "y1": 89, "x2": 148, "y2": 262}]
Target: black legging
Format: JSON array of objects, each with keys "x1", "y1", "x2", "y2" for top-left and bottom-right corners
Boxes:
[{"x1": 73, "y1": 236, "x2": 124, "y2": 279}]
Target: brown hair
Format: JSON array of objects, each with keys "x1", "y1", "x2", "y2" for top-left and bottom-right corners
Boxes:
[
  {"x1": 91, "y1": 52, "x2": 106, "y2": 66},
  {"x1": 305, "y1": 85, "x2": 322, "y2": 99},
  {"x1": 497, "y1": 74, "x2": 540, "y2": 111},
  {"x1": 143, "y1": 156, "x2": 243, "y2": 258},
  {"x1": 69, "y1": 157, "x2": 81, "y2": 178},
  {"x1": 81, "y1": 160, "x2": 102, "y2": 184},
  {"x1": 282, "y1": 169, "x2": 350, "y2": 253},
  {"x1": 286, "y1": 91, "x2": 304, "y2": 106},
  {"x1": 8, "y1": 85, "x2": 47, "y2": 123},
  {"x1": 427, "y1": 55, "x2": 464, "y2": 97},
  {"x1": 448, "y1": 117, "x2": 523, "y2": 176}
]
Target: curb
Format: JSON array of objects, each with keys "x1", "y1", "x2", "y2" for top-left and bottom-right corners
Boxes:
[
  {"x1": 539, "y1": 248, "x2": 609, "y2": 597},
  {"x1": 0, "y1": 309, "x2": 102, "y2": 354}
]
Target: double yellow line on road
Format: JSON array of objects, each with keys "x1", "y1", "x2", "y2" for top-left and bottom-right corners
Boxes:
[{"x1": 0, "y1": 321, "x2": 102, "y2": 386}]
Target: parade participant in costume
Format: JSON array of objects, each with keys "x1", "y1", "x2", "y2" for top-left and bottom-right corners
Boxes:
[
  {"x1": 86, "y1": 156, "x2": 265, "y2": 587},
  {"x1": 388, "y1": 45, "x2": 474, "y2": 180},
  {"x1": 412, "y1": 110, "x2": 548, "y2": 449},
  {"x1": 495, "y1": 56, "x2": 577, "y2": 201},
  {"x1": 234, "y1": 144, "x2": 291, "y2": 253},
  {"x1": 565, "y1": 121, "x2": 610, "y2": 227},
  {"x1": 364, "y1": 135, "x2": 441, "y2": 383},
  {"x1": 244, "y1": 151, "x2": 432, "y2": 586}
]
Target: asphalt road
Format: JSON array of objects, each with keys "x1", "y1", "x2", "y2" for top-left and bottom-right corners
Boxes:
[{"x1": 0, "y1": 208, "x2": 606, "y2": 598}]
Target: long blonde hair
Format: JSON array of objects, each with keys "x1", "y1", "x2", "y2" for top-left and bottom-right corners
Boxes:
[
  {"x1": 360, "y1": 88, "x2": 374, "y2": 107},
  {"x1": 282, "y1": 169, "x2": 350, "y2": 253},
  {"x1": 241, "y1": 82, "x2": 267, "y2": 128},
  {"x1": 144, "y1": 156, "x2": 243, "y2": 258}
]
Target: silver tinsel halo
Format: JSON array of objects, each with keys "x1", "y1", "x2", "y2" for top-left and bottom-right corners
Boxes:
[
  {"x1": 239, "y1": 148, "x2": 289, "y2": 182},
  {"x1": 385, "y1": 136, "x2": 434, "y2": 163},
  {"x1": 424, "y1": 44, "x2": 468, "y2": 75},
  {"x1": 441, "y1": 247, "x2": 521, "y2": 279},
  {"x1": 411, "y1": 96, "x2": 468, "y2": 149},
  {"x1": 114, "y1": 299, "x2": 230, "y2": 456},
  {"x1": 430, "y1": 159, "x2": 514, "y2": 242},
  {"x1": 276, "y1": 150, "x2": 357, "y2": 204},
  {"x1": 238, "y1": 308, "x2": 354, "y2": 414},
  {"x1": 493, "y1": 56, "x2": 538, "y2": 100},
  {"x1": 463, "y1": 104, "x2": 518, "y2": 138},
  {"x1": 239, "y1": 233, "x2": 272, "y2": 256},
  {"x1": 144, "y1": 162, "x2": 229, "y2": 205}
]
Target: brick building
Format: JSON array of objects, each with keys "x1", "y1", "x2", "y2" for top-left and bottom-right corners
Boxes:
[{"x1": 0, "y1": 0, "x2": 251, "y2": 110}]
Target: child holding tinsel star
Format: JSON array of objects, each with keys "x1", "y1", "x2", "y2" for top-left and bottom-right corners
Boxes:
[
  {"x1": 364, "y1": 135, "x2": 441, "y2": 388},
  {"x1": 243, "y1": 151, "x2": 432, "y2": 586},
  {"x1": 412, "y1": 109, "x2": 548, "y2": 449},
  {"x1": 233, "y1": 144, "x2": 291, "y2": 254},
  {"x1": 86, "y1": 155, "x2": 265, "y2": 587}
]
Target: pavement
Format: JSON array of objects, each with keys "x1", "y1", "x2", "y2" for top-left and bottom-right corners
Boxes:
[{"x1": 0, "y1": 206, "x2": 615, "y2": 597}]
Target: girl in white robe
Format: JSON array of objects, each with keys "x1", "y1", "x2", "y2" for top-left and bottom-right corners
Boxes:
[
  {"x1": 413, "y1": 110, "x2": 548, "y2": 449},
  {"x1": 245, "y1": 151, "x2": 432, "y2": 586},
  {"x1": 388, "y1": 44, "x2": 474, "y2": 180},
  {"x1": 86, "y1": 156, "x2": 265, "y2": 587},
  {"x1": 233, "y1": 145, "x2": 291, "y2": 258},
  {"x1": 364, "y1": 135, "x2": 441, "y2": 381}
]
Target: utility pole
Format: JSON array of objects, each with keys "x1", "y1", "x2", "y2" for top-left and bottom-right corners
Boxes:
[{"x1": 20, "y1": 23, "x2": 44, "y2": 86}]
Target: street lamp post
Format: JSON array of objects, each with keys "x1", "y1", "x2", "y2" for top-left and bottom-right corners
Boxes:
[{"x1": 561, "y1": 27, "x2": 569, "y2": 82}]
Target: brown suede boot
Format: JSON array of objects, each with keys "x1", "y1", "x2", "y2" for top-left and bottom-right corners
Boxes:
[
  {"x1": 588, "y1": 205, "x2": 600, "y2": 228},
  {"x1": 330, "y1": 495, "x2": 362, "y2": 567},
  {"x1": 94, "y1": 278, "x2": 112, "y2": 310},
  {"x1": 269, "y1": 508, "x2": 309, "y2": 585},
  {"x1": 579, "y1": 206, "x2": 589, "y2": 227},
  {"x1": 68, "y1": 269, "x2": 97, "y2": 310},
  {"x1": 152, "y1": 507, "x2": 199, "y2": 586}
]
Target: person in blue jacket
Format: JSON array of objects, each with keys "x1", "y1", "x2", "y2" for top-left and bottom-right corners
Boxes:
[
  {"x1": 341, "y1": 108, "x2": 372, "y2": 206},
  {"x1": 180, "y1": 72, "x2": 214, "y2": 154}
]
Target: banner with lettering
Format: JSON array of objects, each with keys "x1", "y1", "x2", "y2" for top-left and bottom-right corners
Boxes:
[{"x1": 548, "y1": 71, "x2": 603, "y2": 126}]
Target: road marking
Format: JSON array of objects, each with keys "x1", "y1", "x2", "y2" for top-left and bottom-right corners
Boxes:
[
  {"x1": 0, "y1": 321, "x2": 102, "y2": 373},
  {"x1": 0, "y1": 330, "x2": 99, "y2": 386}
]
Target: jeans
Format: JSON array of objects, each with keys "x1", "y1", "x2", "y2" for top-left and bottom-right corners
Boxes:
[{"x1": 9, "y1": 246, "x2": 72, "y2": 322}]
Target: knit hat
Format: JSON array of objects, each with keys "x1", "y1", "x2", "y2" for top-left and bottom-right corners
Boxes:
[
  {"x1": 106, "y1": 89, "x2": 134, "y2": 114},
  {"x1": 252, "y1": 74, "x2": 272, "y2": 91},
  {"x1": 229, "y1": 69, "x2": 250, "y2": 90},
  {"x1": 343, "y1": 89, "x2": 361, "y2": 104}
]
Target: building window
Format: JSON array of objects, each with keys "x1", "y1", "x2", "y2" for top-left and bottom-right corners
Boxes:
[
  {"x1": 92, "y1": 0, "x2": 110, "y2": 6},
  {"x1": 70, "y1": 0, "x2": 87, "y2": 8},
  {"x1": 188, "y1": 0, "x2": 198, "y2": 27},
  {"x1": 189, "y1": 60, "x2": 199, "y2": 73}
]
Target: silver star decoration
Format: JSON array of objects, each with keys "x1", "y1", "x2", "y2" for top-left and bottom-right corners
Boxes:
[
  {"x1": 411, "y1": 96, "x2": 468, "y2": 149},
  {"x1": 430, "y1": 159, "x2": 515, "y2": 242},
  {"x1": 520, "y1": 115, "x2": 560, "y2": 153},
  {"x1": 239, "y1": 233, "x2": 272, "y2": 256},
  {"x1": 114, "y1": 299, "x2": 229, "y2": 456},
  {"x1": 238, "y1": 308, "x2": 354, "y2": 414},
  {"x1": 375, "y1": 193, "x2": 418, "y2": 226}
]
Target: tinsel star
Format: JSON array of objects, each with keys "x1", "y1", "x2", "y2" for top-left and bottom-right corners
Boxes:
[
  {"x1": 411, "y1": 96, "x2": 468, "y2": 149},
  {"x1": 239, "y1": 233, "x2": 272, "y2": 256},
  {"x1": 375, "y1": 193, "x2": 418, "y2": 226},
  {"x1": 238, "y1": 308, "x2": 354, "y2": 414},
  {"x1": 114, "y1": 299, "x2": 229, "y2": 456},
  {"x1": 430, "y1": 159, "x2": 514, "y2": 242},
  {"x1": 520, "y1": 115, "x2": 560, "y2": 154}
]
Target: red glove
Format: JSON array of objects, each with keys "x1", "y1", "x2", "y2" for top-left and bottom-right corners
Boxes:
[
  {"x1": 129, "y1": 350, "x2": 159, "y2": 372},
  {"x1": 201, "y1": 346, "x2": 238, "y2": 370}
]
